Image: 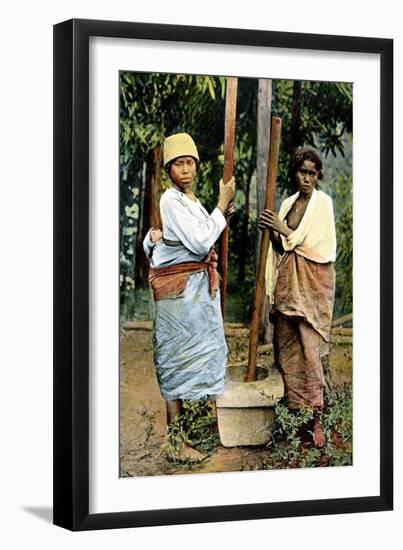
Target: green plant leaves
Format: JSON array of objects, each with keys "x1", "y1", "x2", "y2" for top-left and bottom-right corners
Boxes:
[
  {"x1": 267, "y1": 385, "x2": 353, "y2": 469},
  {"x1": 166, "y1": 399, "x2": 220, "y2": 456}
]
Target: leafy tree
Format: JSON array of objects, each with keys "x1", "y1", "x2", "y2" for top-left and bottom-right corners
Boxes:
[{"x1": 272, "y1": 79, "x2": 352, "y2": 194}]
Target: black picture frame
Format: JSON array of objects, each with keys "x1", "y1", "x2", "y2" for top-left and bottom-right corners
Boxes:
[{"x1": 53, "y1": 18, "x2": 393, "y2": 531}]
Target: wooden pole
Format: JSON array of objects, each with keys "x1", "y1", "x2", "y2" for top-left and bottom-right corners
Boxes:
[
  {"x1": 218, "y1": 77, "x2": 238, "y2": 319},
  {"x1": 245, "y1": 116, "x2": 282, "y2": 382}
]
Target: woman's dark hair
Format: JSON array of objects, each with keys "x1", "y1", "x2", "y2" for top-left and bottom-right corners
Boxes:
[
  {"x1": 291, "y1": 147, "x2": 323, "y2": 180},
  {"x1": 164, "y1": 161, "x2": 173, "y2": 176}
]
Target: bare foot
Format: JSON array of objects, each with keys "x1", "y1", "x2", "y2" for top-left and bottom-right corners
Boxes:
[
  {"x1": 331, "y1": 430, "x2": 343, "y2": 449},
  {"x1": 313, "y1": 420, "x2": 326, "y2": 448},
  {"x1": 177, "y1": 443, "x2": 206, "y2": 462},
  {"x1": 166, "y1": 442, "x2": 206, "y2": 463}
]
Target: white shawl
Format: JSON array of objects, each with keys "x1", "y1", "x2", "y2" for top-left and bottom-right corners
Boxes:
[{"x1": 265, "y1": 188, "x2": 337, "y2": 303}]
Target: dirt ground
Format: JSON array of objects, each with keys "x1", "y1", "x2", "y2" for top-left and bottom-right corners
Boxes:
[{"x1": 120, "y1": 322, "x2": 352, "y2": 477}]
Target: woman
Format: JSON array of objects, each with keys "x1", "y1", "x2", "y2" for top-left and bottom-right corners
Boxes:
[
  {"x1": 259, "y1": 148, "x2": 336, "y2": 448},
  {"x1": 143, "y1": 132, "x2": 235, "y2": 461}
]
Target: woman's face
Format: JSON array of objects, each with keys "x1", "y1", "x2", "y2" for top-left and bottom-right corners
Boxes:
[
  {"x1": 169, "y1": 156, "x2": 197, "y2": 192},
  {"x1": 295, "y1": 159, "x2": 319, "y2": 196}
]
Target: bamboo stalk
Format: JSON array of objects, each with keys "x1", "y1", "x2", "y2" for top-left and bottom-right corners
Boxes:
[
  {"x1": 218, "y1": 77, "x2": 238, "y2": 319},
  {"x1": 246, "y1": 116, "x2": 282, "y2": 382}
]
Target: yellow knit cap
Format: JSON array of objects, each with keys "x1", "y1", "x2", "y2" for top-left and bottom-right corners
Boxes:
[{"x1": 163, "y1": 133, "x2": 199, "y2": 166}]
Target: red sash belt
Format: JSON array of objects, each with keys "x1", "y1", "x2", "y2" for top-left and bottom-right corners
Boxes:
[{"x1": 148, "y1": 249, "x2": 220, "y2": 301}]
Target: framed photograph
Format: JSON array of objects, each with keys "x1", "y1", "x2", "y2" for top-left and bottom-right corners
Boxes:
[{"x1": 53, "y1": 18, "x2": 393, "y2": 530}]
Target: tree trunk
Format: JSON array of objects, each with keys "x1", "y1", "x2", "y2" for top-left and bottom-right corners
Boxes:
[
  {"x1": 256, "y1": 79, "x2": 272, "y2": 233},
  {"x1": 134, "y1": 145, "x2": 162, "y2": 287},
  {"x1": 246, "y1": 117, "x2": 282, "y2": 382},
  {"x1": 237, "y1": 155, "x2": 255, "y2": 282},
  {"x1": 256, "y1": 79, "x2": 272, "y2": 343},
  {"x1": 134, "y1": 162, "x2": 145, "y2": 288},
  {"x1": 134, "y1": 158, "x2": 151, "y2": 287},
  {"x1": 150, "y1": 144, "x2": 163, "y2": 229}
]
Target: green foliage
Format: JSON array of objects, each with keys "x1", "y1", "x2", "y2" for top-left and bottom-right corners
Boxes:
[
  {"x1": 333, "y1": 174, "x2": 353, "y2": 315},
  {"x1": 120, "y1": 288, "x2": 153, "y2": 322},
  {"x1": 230, "y1": 79, "x2": 258, "y2": 281},
  {"x1": 321, "y1": 385, "x2": 353, "y2": 446},
  {"x1": 226, "y1": 279, "x2": 255, "y2": 323},
  {"x1": 301, "y1": 81, "x2": 352, "y2": 155},
  {"x1": 267, "y1": 402, "x2": 315, "y2": 468},
  {"x1": 164, "y1": 399, "x2": 220, "y2": 460},
  {"x1": 266, "y1": 385, "x2": 353, "y2": 469},
  {"x1": 272, "y1": 79, "x2": 353, "y2": 194},
  {"x1": 320, "y1": 135, "x2": 353, "y2": 317}
]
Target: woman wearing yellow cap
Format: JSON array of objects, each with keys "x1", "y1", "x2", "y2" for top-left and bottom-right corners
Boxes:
[{"x1": 143, "y1": 133, "x2": 235, "y2": 461}]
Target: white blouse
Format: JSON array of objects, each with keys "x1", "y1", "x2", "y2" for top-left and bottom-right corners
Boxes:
[{"x1": 143, "y1": 186, "x2": 226, "y2": 268}]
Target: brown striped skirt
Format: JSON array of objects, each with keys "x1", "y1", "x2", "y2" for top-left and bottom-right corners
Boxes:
[{"x1": 271, "y1": 252, "x2": 335, "y2": 409}]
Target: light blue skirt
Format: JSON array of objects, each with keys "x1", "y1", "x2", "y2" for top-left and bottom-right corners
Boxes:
[{"x1": 153, "y1": 271, "x2": 227, "y2": 401}]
